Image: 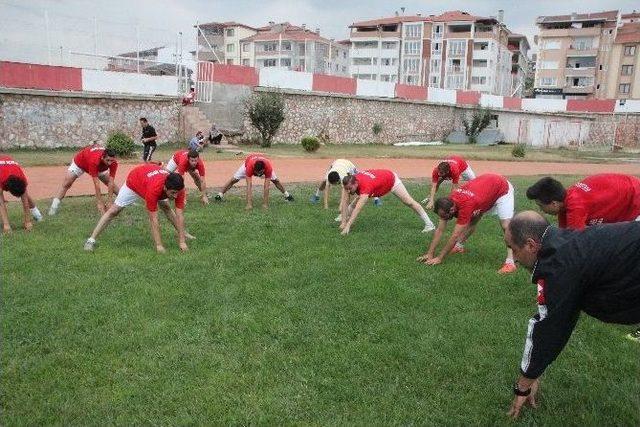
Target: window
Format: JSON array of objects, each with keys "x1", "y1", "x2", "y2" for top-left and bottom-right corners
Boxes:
[
  {"x1": 624, "y1": 45, "x2": 636, "y2": 56},
  {"x1": 299, "y1": 59, "x2": 305, "y2": 69},
  {"x1": 430, "y1": 58, "x2": 441, "y2": 72},
  {"x1": 539, "y1": 77, "x2": 557, "y2": 87},
  {"x1": 448, "y1": 59, "x2": 462, "y2": 73},
  {"x1": 430, "y1": 75, "x2": 440, "y2": 87},
  {"x1": 242, "y1": 59, "x2": 250, "y2": 66},
  {"x1": 380, "y1": 74, "x2": 391, "y2": 81},
  {"x1": 242, "y1": 43, "x2": 250, "y2": 52},
  {"x1": 433, "y1": 42, "x2": 441, "y2": 53},
  {"x1": 263, "y1": 59, "x2": 277, "y2": 67},
  {"x1": 404, "y1": 41, "x2": 420, "y2": 55},
  {"x1": 372, "y1": 58, "x2": 378, "y2": 65},
  {"x1": 342, "y1": 66, "x2": 347, "y2": 73},
  {"x1": 299, "y1": 44, "x2": 306, "y2": 55},
  {"x1": 352, "y1": 58, "x2": 372, "y2": 66},
  {"x1": 622, "y1": 65, "x2": 634, "y2": 75},
  {"x1": 381, "y1": 58, "x2": 392, "y2": 66},
  {"x1": 541, "y1": 39, "x2": 561, "y2": 50},
  {"x1": 596, "y1": 84, "x2": 600, "y2": 90},
  {"x1": 226, "y1": 43, "x2": 235, "y2": 53},
  {"x1": 599, "y1": 64, "x2": 603, "y2": 71},
  {"x1": 619, "y1": 83, "x2": 631, "y2": 94},
  {"x1": 404, "y1": 24, "x2": 421, "y2": 38},
  {"x1": 281, "y1": 42, "x2": 291, "y2": 51},
  {"x1": 471, "y1": 76, "x2": 487, "y2": 85},
  {"x1": 474, "y1": 42, "x2": 489, "y2": 50},
  {"x1": 281, "y1": 58, "x2": 291, "y2": 67},
  {"x1": 226, "y1": 59, "x2": 234, "y2": 65},
  {"x1": 572, "y1": 37, "x2": 594, "y2": 50},
  {"x1": 448, "y1": 40, "x2": 466, "y2": 56},
  {"x1": 381, "y1": 41, "x2": 397, "y2": 49},
  {"x1": 567, "y1": 77, "x2": 593, "y2": 87},
  {"x1": 433, "y1": 25, "x2": 443, "y2": 38},
  {"x1": 472, "y1": 59, "x2": 487, "y2": 68},
  {"x1": 353, "y1": 41, "x2": 378, "y2": 49},
  {"x1": 539, "y1": 61, "x2": 559, "y2": 70},
  {"x1": 226, "y1": 28, "x2": 235, "y2": 37},
  {"x1": 263, "y1": 43, "x2": 277, "y2": 52},
  {"x1": 403, "y1": 58, "x2": 419, "y2": 73}
]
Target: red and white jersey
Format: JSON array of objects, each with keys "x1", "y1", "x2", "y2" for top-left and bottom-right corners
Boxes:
[
  {"x1": 172, "y1": 150, "x2": 205, "y2": 176},
  {"x1": 559, "y1": 174, "x2": 640, "y2": 230},
  {"x1": 0, "y1": 155, "x2": 27, "y2": 190},
  {"x1": 450, "y1": 174, "x2": 509, "y2": 225},
  {"x1": 125, "y1": 164, "x2": 185, "y2": 212},
  {"x1": 354, "y1": 169, "x2": 396, "y2": 198},
  {"x1": 73, "y1": 146, "x2": 118, "y2": 178},
  {"x1": 431, "y1": 155, "x2": 468, "y2": 184},
  {"x1": 245, "y1": 153, "x2": 273, "y2": 178}
]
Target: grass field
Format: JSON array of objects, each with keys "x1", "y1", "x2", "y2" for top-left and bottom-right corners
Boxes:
[
  {"x1": 5, "y1": 142, "x2": 639, "y2": 167},
  {"x1": 2, "y1": 176, "x2": 639, "y2": 425}
]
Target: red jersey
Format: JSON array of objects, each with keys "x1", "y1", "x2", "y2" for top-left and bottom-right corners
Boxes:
[
  {"x1": 245, "y1": 154, "x2": 273, "y2": 179},
  {"x1": 355, "y1": 169, "x2": 396, "y2": 197},
  {"x1": 126, "y1": 164, "x2": 186, "y2": 212},
  {"x1": 0, "y1": 155, "x2": 27, "y2": 190},
  {"x1": 73, "y1": 146, "x2": 118, "y2": 178},
  {"x1": 559, "y1": 174, "x2": 640, "y2": 230},
  {"x1": 450, "y1": 174, "x2": 509, "y2": 225},
  {"x1": 172, "y1": 150, "x2": 205, "y2": 176},
  {"x1": 431, "y1": 155, "x2": 468, "y2": 184}
]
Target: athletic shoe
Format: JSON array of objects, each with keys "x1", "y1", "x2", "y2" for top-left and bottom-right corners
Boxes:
[
  {"x1": 334, "y1": 214, "x2": 342, "y2": 222},
  {"x1": 498, "y1": 263, "x2": 517, "y2": 274},
  {"x1": 374, "y1": 198, "x2": 383, "y2": 207},
  {"x1": 185, "y1": 232, "x2": 196, "y2": 240},
  {"x1": 214, "y1": 194, "x2": 223, "y2": 201},
  {"x1": 285, "y1": 194, "x2": 295, "y2": 202},
  {"x1": 450, "y1": 245, "x2": 465, "y2": 255},
  {"x1": 83, "y1": 238, "x2": 96, "y2": 252},
  {"x1": 625, "y1": 329, "x2": 640, "y2": 343},
  {"x1": 31, "y1": 209, "x2": 43, "y2": 222},
  {"x1": 48, "y1": 199, "x2": 60, "y2": 216},
  {"x1": 310, "y1": 194, "x2": 320, "y2": 203},
  {"x1": 421, "y1": 224, "x2": 436, "y2": 233}
]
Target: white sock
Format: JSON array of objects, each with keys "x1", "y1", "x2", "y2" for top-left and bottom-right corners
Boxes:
[
  {"x1": 30, "y1": 207, "x2": 42, "y2": 219},
  {"x1": 315, "y1": 189, "x2": 320, "y2": 197},
  {"x1": 217, "y1": 192, "x2": 223, "y2": 198},
  {"x1": 505, "y1": 257, "x2": 515, "y2": 265},
  {"x1": 87, "y1": 237, "x2": 96, "y2": 243},
  {"x1": 419, "y1": 209, "x2": 434, "y2": 227},
  {"x1": 284, "y1": 191, "x2": 290, "y2": 197},
  {"x1": 455, "y1": 242, "x2": 464, "y2": 249},
  {"x1": 51, "y1": 198, "x2": 61, "y2": 208}
]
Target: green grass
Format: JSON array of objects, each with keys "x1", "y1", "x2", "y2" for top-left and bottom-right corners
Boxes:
[
  {"x1": 2, "y1": 177, "x2": 639, "y2": 425},
  {"x1": 4, "y1": 142, "x2": 639, "y2": 167}
]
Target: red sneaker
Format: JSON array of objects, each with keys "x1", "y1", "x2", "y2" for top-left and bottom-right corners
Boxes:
[
  {"x1": 498, "y1": 263, "x2": 517, "y2": 274},
  {"x1": 450, "y1": 245, "x2": 465, "y2": 255}
]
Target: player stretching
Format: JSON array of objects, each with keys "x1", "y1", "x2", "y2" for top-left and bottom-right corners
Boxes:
[
  {"x1": 0, "y1": 155, "x2": 42, "y2": 233},
  {"x1": 165, "y1": 149, "x2": 209, "y2": 205},
  {"x1": 425, "y1": 155, "x2": 476, "y2": 209}
]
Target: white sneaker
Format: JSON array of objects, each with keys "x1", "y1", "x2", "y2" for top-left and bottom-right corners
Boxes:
[
  {"x1": 31, "y1": 208, "x2": 43, "y2": 222},
  {"x1": 421, "y1": 224, "x2": 436, "y2": 233},
  {"x1": 84, "y1": 238, "x2": 96, "y2": 251},
  {"x1": 185, "y1": 232, "x2": 196, "y2": 240},
  {"x1": 48, "y1": 199, "x2": 60, "y2": 216},
  {"x1": 334, "y1": 214, "x2": 342, "y2": 222}
]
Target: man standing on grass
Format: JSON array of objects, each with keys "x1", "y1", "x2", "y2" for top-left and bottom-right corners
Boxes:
[
  {"x1": 340, "y1": 169, "x2": 435, "y2": 235},
  {"x1": 504, "y1": 211, "x2": 640, "y2": 419},
  {"x1": 84, "y1": 164, "x2": 191, "y2": 253},
  {"x1": 139, "y1": 117, "x2": 158, "y2": 163},
  {"x1": 0, "y1": 155, "x2": 43, "y2": 233},
  {"x1": 419, "y1": 173, "x2": 516, "y2": 274},
  {"x1": 213, "y1": 153, "x2": 294, "y2": 210},
  {"x1": 165, "y1": 149, "x2": 209, "y2": 205},
  {"x1": 425, "y1": 155, "x2": 476, "y2": 209},
  {"x1": 526, "y1": 174, "x2": 640, "y2": 230},
  {"x1": 49, "y1": 145, "x2": 119, "y2": 215}
]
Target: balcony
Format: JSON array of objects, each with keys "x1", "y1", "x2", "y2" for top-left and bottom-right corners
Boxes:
[
  {"x1": 566, "y1": 48, "x2": 598, "y2": 57},
  {"x1": 446, "y1": 31, "x2": 471, "y2": 38},
  {"x1": 474, "y1": 31, "x2": 495, "y2": 39},
  {"x1": 447, "y1": 66, "x2": 465, "y2": 75},
  {"x1": 539, "y1": 27, "x2": 600, "y2": 38},
  {"x1": 564, "y1": 67, "x2": 596, "y2": 77},
  {"x1": 351, "y1": 30, "x2": 401, "y2": 39},
  {"x1": 563, "y1": 84, "x2": 594, "y2": 94},
  {"x1": 255, "y1": 50, "x2": 290, "y2": 56},
  {"x1": 350, "y1": 48, "x2": 380, "y2": 58}
]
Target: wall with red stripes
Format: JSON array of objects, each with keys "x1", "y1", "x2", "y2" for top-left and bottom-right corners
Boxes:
[{"x1": 0, "y1": 61, "x2": 82, "y2": 91}]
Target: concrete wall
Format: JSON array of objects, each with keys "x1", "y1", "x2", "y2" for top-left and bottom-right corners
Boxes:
[
  {"x1": 0, "y1": 88, "x2": 180, "y2": 149},
  {"x1": 82, "y1": 69, "x2": 178, "y2": 96},
  {"x1": 196, "y1": 82, "x2": 253, "y2": 130}
]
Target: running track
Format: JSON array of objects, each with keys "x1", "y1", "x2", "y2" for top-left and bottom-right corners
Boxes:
[{"x1": 17, "y1": 157, "x2": 640, "y2": 201}]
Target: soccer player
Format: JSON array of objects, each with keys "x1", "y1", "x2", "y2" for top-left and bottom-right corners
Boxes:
[
  {"x1": 419, "y1": 173, "x2": 516, "y2": 274},
  {"x1": 165, "y1": 149, "x2": 209, "y2": 205},
  {"x1": 49, "y1": 145, "x2": 119, "y2": 215},
  {"x1": 425, "y1": 155, "x2": 476, "y2": 209},
  {"x1": 213, "y1": 153, "x2": 294, "y2": 210},
  {"x1": 526, "y1": 174, "x2": 640, "y2": 229},
  {"x1": 0, "y1": 155, "x2": 43, "y2": 233},
  {"x1": 504, "y1": 211, "x2": 640, "y2": 419},
  {"x1": 83, "y1": 164, "x2": 190, "y2": 253},
  {"x1": 340, "y1": 169, "x2": 435, "y2": 235},
  {"x1": 139, "y1": 117, "x2": 158, "y2": 162}
]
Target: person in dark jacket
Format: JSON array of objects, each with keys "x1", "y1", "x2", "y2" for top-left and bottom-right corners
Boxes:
[{"x1": 504, "y1": 211, "x2": 640, "y2": 419}]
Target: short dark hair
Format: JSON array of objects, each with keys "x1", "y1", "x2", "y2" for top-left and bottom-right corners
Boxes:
[
  {"x1": 437, "y1": 162, "x2": 451, "y2": 175},
  {"x1": 434, "y1": 197, "x2": 454, "y2": 213},
  {"x1": 103, "y1": 148, "x2": 117, "y2": 158},
  {"x1": 509, "y1": 212, "x2": 550, "y2": 247},
  {"x1": 327, "y1": 171, "x2": 341, "y2": 185},
  {"x1": 526, "y1": 177, "x2": 566, "y2": 204},
  {"x1": 5, "y1": 175, "x2": 26, "y2": 197},
  {"x1": 342, "y1": 175, "x2": 357, "y2": 186},
  {"x1": 164, "y1": 172, "x2": 184, "y2": 191},
  {"x1": 187, "y1": 150, "x2": 199, "y2": 159},
  {"x1": 139, "y1": 117, "x2": 148, "y2": 123},
  {"x1": 254, "y1": 160, "x2": 265, "y2": 172}
]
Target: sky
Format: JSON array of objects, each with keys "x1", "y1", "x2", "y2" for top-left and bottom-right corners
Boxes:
[{"x1": 0, "y1": 0, "x2": 638, "y2": 67}]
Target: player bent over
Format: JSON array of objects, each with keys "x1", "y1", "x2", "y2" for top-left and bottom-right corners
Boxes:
[
  {"x1": 425, "y1": 155, "x2": 476, "y2": 209},
  {"x1": 0, "y1": 155, "x2": 43, "y2": 233},
  {"x1": 165, "y1": 149, "x2": 209, "y2": 205}
]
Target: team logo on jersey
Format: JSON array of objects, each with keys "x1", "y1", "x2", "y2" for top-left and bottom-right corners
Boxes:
[
  {"x1": 575, "y1": 182, "x2": 592, "y2": 192},
  {"x1": 588, "y1": 218, "x2": 604, "y2": 225},
  {"x1": 536, "y1": 279, "x2": 546, "y2": 305},
  {"x1": 146, "y1": 169, "x2": 169, "y2": 178}
]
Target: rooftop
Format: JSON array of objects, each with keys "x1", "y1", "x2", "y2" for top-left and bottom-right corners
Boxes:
[
  {"x1": 615, "y1": 22, "x2": 640, "y2": 44},
  {"x1": 536, "y1": 10, "x2": 619, "y2": 25}
]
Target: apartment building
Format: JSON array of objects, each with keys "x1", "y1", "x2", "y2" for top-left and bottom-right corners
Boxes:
[
  {"x1": 533, "y1": 11, "x2": 619, "y2": 99},
  {"x1": 195, "y1": 21, "x2": 349, "y2": 76},
  {"x1": 348, "y1": 10, "x2": 522, "y2": 96},
  {"x1": 508, "y1": 34, "x2": 530, "y2": 97},
  {"x1": 604, "y1": 22, "x2": 640, "y2": 99}
]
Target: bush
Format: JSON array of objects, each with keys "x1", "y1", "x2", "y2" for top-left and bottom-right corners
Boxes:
[
  {"x1": 512, "y1": 143, "x2": 526, "y2": 158},
  {"x1": 106, "y1": 132, "x2": 135, "y2": 157},
  {"x1": 462, "y1": 108, "x2": 492, "y2": 144},
  {"x1": 246, "y1": 92, "x2": 285, "y2": 147},
  {"x1": 372, "y1": 122, "x2": 383, "y2": 136},
  {"x1": 301, "y1": 136, "x2": 320, "y2": 152}
]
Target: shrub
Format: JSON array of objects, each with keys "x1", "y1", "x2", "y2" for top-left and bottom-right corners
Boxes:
[
  {"x1": 301, "y1": 136, "x2": 320, "y2": 152},
  {"x1": 106, "y1": 131, "x2": 135, "y2": 157},
  {"x1": 372, "y1": 122, "x2": 383, "y2": 136},
  {"x1": 462, "y1": 108, "x2": 492, "y2": 144},
  {"x1": 512, "y1": 143, "x2": 526, "y2": 158},
  {"x1": 246, "y1": 92, "x2": 285, "y2": 147}
]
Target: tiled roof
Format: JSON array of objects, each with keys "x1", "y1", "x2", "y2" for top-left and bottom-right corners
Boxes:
[
  {"x1": 615, "y1": 22, "x2": 640, "y2": 43},
  {"x1": 537, "y1": 10, "x2": 619, "y2": 24},
  {"x1": 350, "y1": 15, "x2": 428, "y2": 28},
  {"x1": 430, "y1": 10, "x2": 491, "y2": 22}
]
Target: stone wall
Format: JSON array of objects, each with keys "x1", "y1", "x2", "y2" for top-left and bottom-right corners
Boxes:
[{"x1": 0, "y1": 88, "x2": 181, "y2": 149}]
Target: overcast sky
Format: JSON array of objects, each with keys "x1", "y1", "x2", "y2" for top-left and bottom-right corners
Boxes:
[{"x1": 1, "y1": 0, "x2": 638, "y2": 67}]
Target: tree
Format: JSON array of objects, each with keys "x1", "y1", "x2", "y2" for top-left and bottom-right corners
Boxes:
[{"x1": 246, "y1": 92, "x2": 285, "y2": 147}]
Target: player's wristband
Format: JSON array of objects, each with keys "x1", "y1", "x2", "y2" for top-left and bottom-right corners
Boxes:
[{"x1": 513, "y1": 382, "x2": 531, "y2": 397}]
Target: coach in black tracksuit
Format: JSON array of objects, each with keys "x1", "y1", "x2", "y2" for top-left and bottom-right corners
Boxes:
[
  {"x1": 504, "y1": 211, "x2": 640, "y2": 419},
  {"x1": 139, "y1": 117, "x2": 158, "y2": 162}
]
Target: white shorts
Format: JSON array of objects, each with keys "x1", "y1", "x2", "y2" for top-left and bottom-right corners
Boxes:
[
  {"x1": 165, "y1": 158, "x2": 178, "y2": 173},
  {"x1": 489, "y1": 181, "x2": 515, "y2": 220},
  {"x1": 233, "y1": 164, "x2": 277, "y2": 181},
  {"x1": 68, "y1": 161, "x2": 109, "y2": 179},
  {"x1": 461, "y1": 166, "x2": 476, "y2": 181},
  {"x1": 114, "y1": 184, "x2": 168, "y2": 208},
  {"x1": 391, "y1": 173, "x2": 405, "y2": 194}
]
